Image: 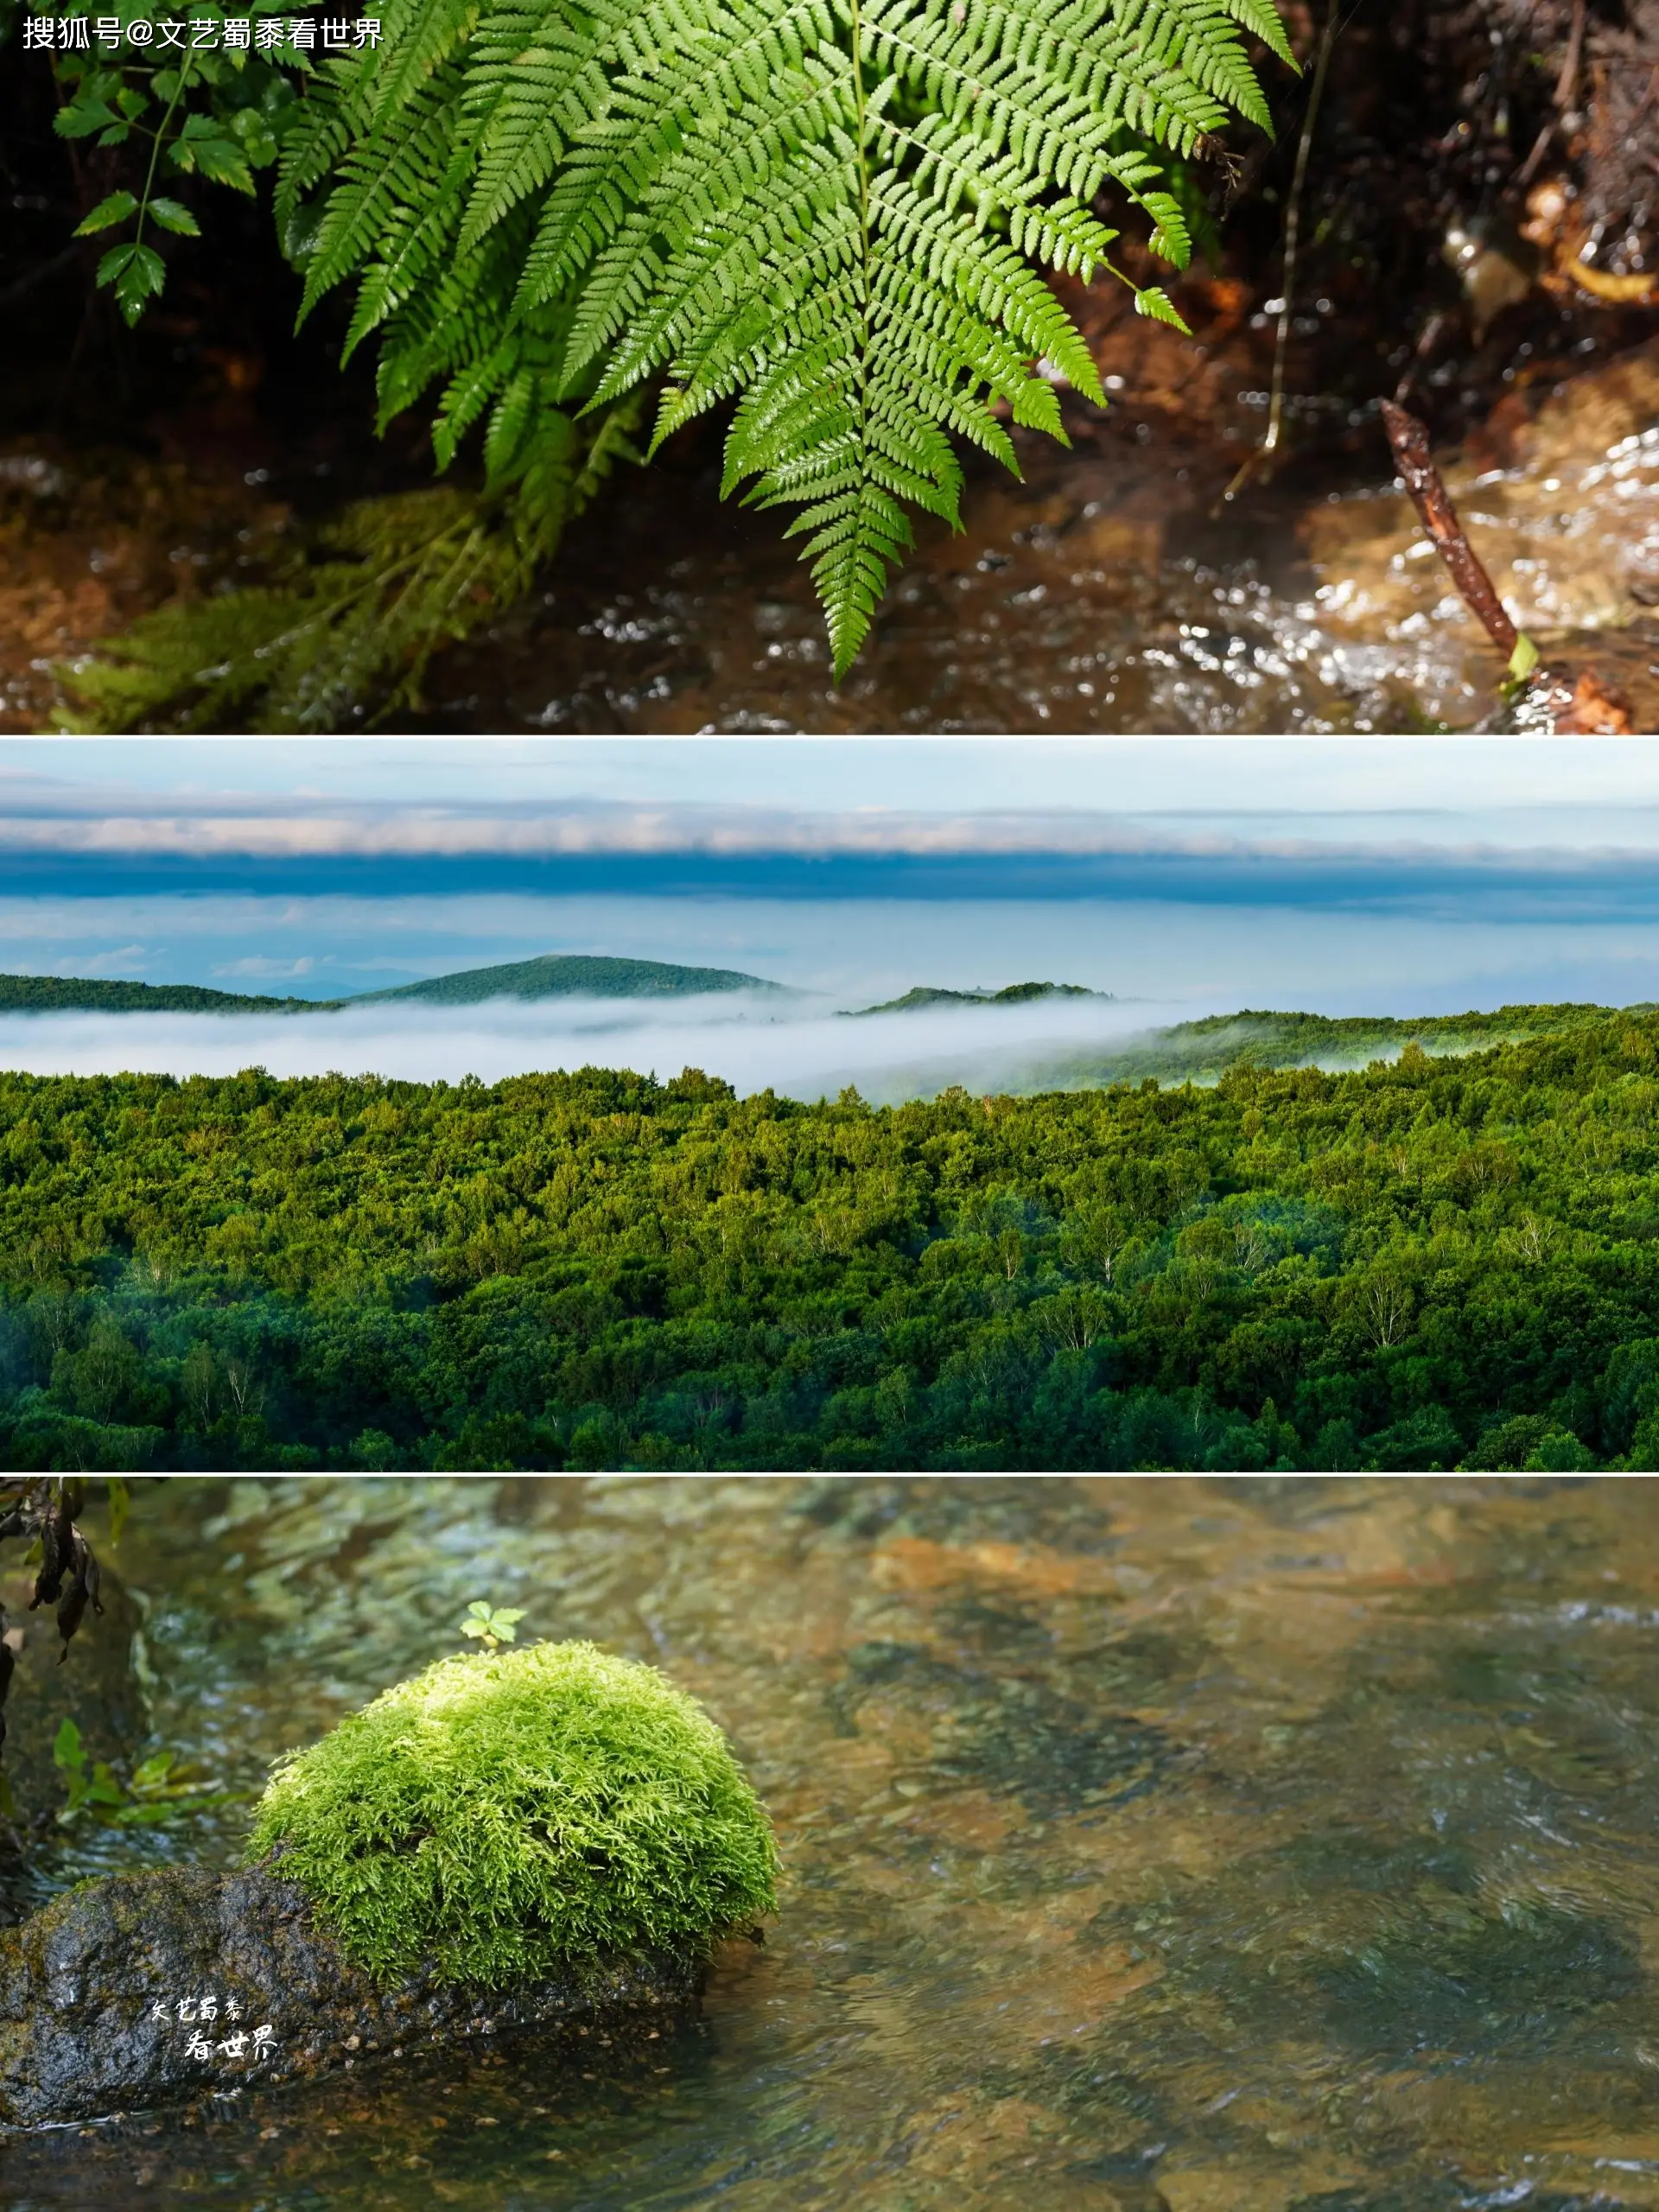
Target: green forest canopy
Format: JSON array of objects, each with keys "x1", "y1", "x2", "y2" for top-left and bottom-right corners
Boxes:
[
  {"x1": 0, "y1": 976, "x2": 325, "y2": 1015},
  {"x1": 5, "y1": 1001, "x2": 1659, "y2": 1474}
]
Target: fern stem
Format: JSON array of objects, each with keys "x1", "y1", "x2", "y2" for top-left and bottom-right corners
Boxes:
[
  {"x1": 1219, "y1": 0, "x2": 1338, "y2": 504},
  {"x1": 1262, "y1": 0, "x2": 1337, "y2": 461},
  {"x1": 848, "y1": 0, "x2": 873, "y2": 441},
  {"x1": 133, "y1": 54, "x2": 195, "y2": 253}
]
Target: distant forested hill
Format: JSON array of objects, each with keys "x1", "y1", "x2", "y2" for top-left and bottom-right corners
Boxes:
[
  {"x1": 849, "y1": 982, "x2": 1105, "y2": 1014},
  {"x1": 4, "y1": 1003, "x2": 1659, "y2": 1475},
  {"x1": 0, "y1": 955, "x2": 786, "y2": 1015},
  {"x1": 0, "y1": 976, "x2": 323, "y2": 1014},
  {"x1": 1040, "y1": 1002, "x2": 1632, "y2": 1090},
  {"x1": 355, "y1": 955, "x2": 786, "y2": 1003}
]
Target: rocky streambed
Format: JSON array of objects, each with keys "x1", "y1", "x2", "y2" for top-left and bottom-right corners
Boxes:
[{"x1": 0, "y1": 1865, "x2": 700, "y2": 2129}]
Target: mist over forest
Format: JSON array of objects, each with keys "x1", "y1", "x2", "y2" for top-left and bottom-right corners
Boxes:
[{"x1": 0, "y1": 986, "x2": 1192, "y2": 1099}]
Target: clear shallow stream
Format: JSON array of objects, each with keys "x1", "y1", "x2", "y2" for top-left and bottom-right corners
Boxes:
[{"x1": 5, "y1": 1475, "x2": 1659, "y2": 2211}]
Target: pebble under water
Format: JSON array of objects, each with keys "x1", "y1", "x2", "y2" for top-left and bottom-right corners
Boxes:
[{"x1": 4, "y1": 1476, "x2": 1659, "y2": 2210}]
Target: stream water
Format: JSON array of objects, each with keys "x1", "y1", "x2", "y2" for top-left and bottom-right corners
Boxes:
[
  {"x1": 3, "y1": 1476, "x2": 1659, "y2": 2210},
  {"x1": 410, "y1": 337, "x2": 1659, "y2": 737},
  {"x1": 6, "y1": 334, "x2": 1656, "y2": 736}
]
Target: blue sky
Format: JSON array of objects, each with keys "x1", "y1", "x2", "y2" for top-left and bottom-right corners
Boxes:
[{"x1": 5, "y1": 739, "x2": 1659, "y2": 1033}]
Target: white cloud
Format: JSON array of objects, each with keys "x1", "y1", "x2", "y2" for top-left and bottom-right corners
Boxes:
[
  {"x1": 6, "y1": 737, "x2": 1659, "y2": 859},
  {"x1": 209, "y1": 956, "x2": 318, "y2": 980}
]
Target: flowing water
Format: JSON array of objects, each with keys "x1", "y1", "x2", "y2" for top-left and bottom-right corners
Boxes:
[
  {"x1": 8, "y1": 336, "x2": 1656, "y2": 737},
  {"x1": 414, "y1": 340, "x2": 1659, "y2": 737},
  {"x1": 5, "y1": 1475, "x2": 1659, "y2": 2211}
]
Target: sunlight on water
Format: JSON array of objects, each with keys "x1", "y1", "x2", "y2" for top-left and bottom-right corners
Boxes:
[{"x1": 4, "y1": 1476, "x2": 1659, "y2": 2210}]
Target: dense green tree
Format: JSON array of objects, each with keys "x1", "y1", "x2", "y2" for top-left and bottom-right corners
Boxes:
[{"x1": 3, "y1": 1007, "x2": 1659, "y2": 1471}]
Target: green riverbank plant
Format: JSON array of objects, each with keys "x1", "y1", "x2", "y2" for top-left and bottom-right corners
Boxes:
[{"x1": 245, "y1": 1640, "x2": 778, "y2": 1986}]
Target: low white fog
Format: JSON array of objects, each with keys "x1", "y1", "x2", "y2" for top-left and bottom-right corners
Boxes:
[{"x1": 0, "y1": 990, "x2": 1208, "y2": 1103}]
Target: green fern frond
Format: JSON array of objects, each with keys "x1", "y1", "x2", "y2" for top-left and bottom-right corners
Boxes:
[{"x1": 290, "y1": 0, "x2": 1286, "y2": 671}]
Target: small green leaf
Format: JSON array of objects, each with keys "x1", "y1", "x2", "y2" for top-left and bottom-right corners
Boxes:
[
  {"x1": 55, "y1": 99, "x2": 120, "y2": 139},
  {"x1": 1141, "y1": 193, "x2": 1192, "y2": 270},
  {"x1": 74, "y1": 191, "x2": 137, "y2": 237},
  {"x1": 231, "y1": 107, "x2": 281, "y2": 167},
  {"x1": 1506, "y1": 632, "x2": 1539, "y2": 683},
  {"x1": 1134, "y1": 287, "x2": 1192, "y2": 334},
  {"x1": 52, "y1": 1717, "x2": 83, "y2": 1771},
  {"x1": 282, "y1": 197, "x2": 327, "y2": 266},
  {"x1": 169, "y1": 135, "x2": 255, "y2": 193},
  {"x1": 121, "y1": 243, "x2": 167, "y2": 314},
  {"x1": 149, "y1": 198, "x2": 201, "y2": 238},
  {"x1": 95, "y1": 124, "x2": 133, "y2": 147},
  {"x1": 98, "y1": 241, "x2": 167, "y2": 324}
]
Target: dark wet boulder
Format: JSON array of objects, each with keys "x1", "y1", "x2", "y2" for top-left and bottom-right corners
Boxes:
[{"x1": 0, "y1": 1865, "x2": 701, "y2": 2127}]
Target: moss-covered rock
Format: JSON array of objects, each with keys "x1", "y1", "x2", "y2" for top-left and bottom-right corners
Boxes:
[
  {"x1": 246, "y1": 1640, "x2": 777, "y2": 1986},
  {"x1": 0, "y1": 1642, "x2": 774, "y2": 2126},
  {"x1": 0, "y1": 1864, "x2": 700, "y2": 2126}
]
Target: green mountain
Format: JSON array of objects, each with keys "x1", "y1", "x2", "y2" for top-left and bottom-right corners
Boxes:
[
  {"x1": 848, "y1": 982, "x2": 1106, "y2": 1016},
  {"x1": 0, "y1": 975, "x2": 325, "y2": 1014},
  {"x1": 354, "y1": 955, "x2": 788, "y2": 1005}
]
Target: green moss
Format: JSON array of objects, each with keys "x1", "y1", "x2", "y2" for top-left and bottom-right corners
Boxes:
[{"x1": 245, "y1": 1641, "x2": 777, "y2": 1988}]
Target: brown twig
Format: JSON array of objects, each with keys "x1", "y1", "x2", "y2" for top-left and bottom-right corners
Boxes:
[
  {"x1": 1554, "y1": 0, "x2": 1586, "y2": 109},
  {"x1": 1378, "y1": 399, "x2": 1517, "y2": 658},
  {"x1": 1511, "y1": 118, "x2": 1556, "y2": 194},
  {"x1": 1378, "y1": 401, "x2": 1642, "y2": 729},
  {"x1": 1393, "y1": 312, "x2": 1446, "y2": 408}
]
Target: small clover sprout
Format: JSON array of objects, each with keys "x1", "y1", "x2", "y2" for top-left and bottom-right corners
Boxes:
[{"x1": 460, "y1": 1600, "x2": 526, "y2": 1652}]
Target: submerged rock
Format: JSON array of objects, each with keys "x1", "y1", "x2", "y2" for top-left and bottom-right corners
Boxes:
[{"x1": 0, "y1": 1865, "x2": 701, "y2": 2128}]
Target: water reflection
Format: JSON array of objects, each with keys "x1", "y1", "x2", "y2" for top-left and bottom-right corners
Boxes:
[{"x1": 4, "y1": 1476, "x2": 1659, "y2": 2210}]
